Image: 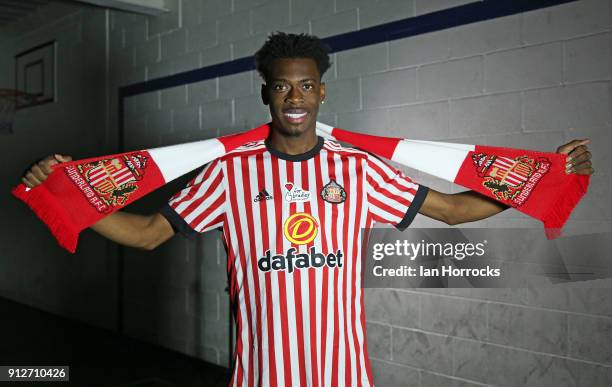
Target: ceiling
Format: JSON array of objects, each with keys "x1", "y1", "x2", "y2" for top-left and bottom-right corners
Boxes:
[
  {"x1": 0, "y1": 0, "x2": 168, "y2": 29},
  {"x1": 0, "y1": 0, "x2": 50, "y2": 28}
]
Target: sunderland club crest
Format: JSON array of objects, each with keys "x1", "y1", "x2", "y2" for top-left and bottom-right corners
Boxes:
[
  {"x1": 320, "y1": 179, "x2": 346, "y2": 204},
  {"x1": 65, "y1": 152, "x2": 148, "y2": 213},
  {"x1": 472, "y1": 152, "x2": 551, "y2": 207}
]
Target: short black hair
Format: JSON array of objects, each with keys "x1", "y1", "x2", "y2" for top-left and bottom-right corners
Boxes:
[{"x1": 254, "y1": 32, "x2": 332, "y2": 82}]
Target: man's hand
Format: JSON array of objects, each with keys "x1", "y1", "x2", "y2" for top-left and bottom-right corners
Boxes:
[
  {"x1": 21, "y1": 154, "x2": 72, "y2": 188},
  {"x1": 556, "y1": 139, "x2": 593, "y2": 175},
  {"x1": 420, "y1": 138, "x2": 596, "y2": 225}
]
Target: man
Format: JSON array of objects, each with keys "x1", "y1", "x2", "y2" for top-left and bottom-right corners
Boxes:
[{"x1": 22, "y1": 33, "x2": 593, "y2": 386}]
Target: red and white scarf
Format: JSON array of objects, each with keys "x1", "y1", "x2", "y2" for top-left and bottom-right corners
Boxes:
[{"x1": 12, "y1": 122, "x2": 589, "y2": 253}]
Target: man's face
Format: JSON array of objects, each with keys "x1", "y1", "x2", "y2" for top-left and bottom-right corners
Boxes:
[{"x1": 262, "y1": 58, "x2": 326, "y2": 137}]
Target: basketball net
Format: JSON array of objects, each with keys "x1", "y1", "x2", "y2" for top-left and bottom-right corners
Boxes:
[{"x1": 0, "y1": 89, "x2": 36, "y2": 133}]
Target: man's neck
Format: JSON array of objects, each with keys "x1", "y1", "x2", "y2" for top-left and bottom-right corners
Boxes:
[{"x1": 267, "y1": 127, "x2": 318, "y2": 155}]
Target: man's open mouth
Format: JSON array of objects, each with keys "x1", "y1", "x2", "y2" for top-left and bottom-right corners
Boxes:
[{"x1": 283, "y1": 109, "x2": 308, "y2": 123}]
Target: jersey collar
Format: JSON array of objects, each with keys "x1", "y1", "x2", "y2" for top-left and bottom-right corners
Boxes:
[{"x1": 265, "y1": 135, "x2": 324, "y2": 162}]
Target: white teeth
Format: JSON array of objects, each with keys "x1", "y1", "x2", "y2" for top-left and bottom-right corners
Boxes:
[{"x1": 285, "y1": 112, "x2": 307, "y2": 119}]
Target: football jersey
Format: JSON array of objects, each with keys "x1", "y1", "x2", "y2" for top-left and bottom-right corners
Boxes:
[{"x1": 160, "y1": 136, "x2": 429, "y2": 387}]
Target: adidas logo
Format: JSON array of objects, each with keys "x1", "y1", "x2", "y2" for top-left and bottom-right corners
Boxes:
[{"x1": 254, "y1": 189, "x2": 273, "y2": 202}]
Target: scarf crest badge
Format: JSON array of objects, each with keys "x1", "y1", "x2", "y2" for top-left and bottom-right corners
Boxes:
[
  {"x1": 65, "y1": 152, "x2": 149, "y2": 213},
  {"x1": 472, "y1": 152, "x2": 551, "y2": 207}
]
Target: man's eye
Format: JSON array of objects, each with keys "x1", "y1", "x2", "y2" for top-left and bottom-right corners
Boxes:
[
  {"x1": 303, "y1": 84, "x2": 314, "y2": 90},
  {"x1": 273, "y1": 84, "x2": 287, "y2": 91}
]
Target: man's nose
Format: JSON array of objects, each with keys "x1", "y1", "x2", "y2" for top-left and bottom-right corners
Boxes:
[{"x1": 285, "y1": 86, "x2": 303, "y2": 103}]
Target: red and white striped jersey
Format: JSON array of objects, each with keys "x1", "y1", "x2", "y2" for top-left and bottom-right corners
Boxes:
[{"x1": 160, "y1": 136, "x2": 429, "y2": 387}]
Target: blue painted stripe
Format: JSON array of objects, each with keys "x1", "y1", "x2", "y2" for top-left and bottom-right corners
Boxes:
[
  {"x1": 120, "y1": 0, "x2": 576, "y2": 97},
  {"x1": 326, "y1": 0, "x2": 575, "y2": 51}
]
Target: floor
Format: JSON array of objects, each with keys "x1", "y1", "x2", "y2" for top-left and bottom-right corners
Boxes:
[{"x1": 0, "y1": 297, "x2": 231, "y2": 387}]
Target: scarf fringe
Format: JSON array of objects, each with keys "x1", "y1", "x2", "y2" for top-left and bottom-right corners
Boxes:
[
  {"x1": 543, "y1": 174, "x2": 590, "y2": 239},
  {"x1": 11, "y1": 184, "x2": 78, "y2": 253}
]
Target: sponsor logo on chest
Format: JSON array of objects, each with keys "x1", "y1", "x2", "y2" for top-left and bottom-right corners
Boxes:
[
  {"x1": 284, "y1": 182, "x2": 311, "y2": 202},
  {"x1": 257, "y1": 212, "x2": 343, "y2": 274}
]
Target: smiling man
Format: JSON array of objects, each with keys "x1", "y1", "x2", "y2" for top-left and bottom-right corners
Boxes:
[{"x1": 22, "y1": 32, "x2": 594, "y2": 386}]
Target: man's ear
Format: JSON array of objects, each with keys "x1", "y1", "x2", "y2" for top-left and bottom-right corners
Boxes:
[
  {"x1": 320, "y1": 82, "x2": 326, "y2": 104},
  {"x1": 261, "y1": 84, "x2": 269, "y2": 105}
]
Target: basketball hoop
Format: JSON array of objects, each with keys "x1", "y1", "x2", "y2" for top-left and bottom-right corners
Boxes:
[{"x1": 0, "y1": 89, "x2": 37, "y2": 133}]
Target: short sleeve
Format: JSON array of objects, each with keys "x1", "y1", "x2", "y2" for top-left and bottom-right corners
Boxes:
[
  {"x1": 366, "y1": 154, "x2": 429, "y2": 231},
  {"x1": 159, "y1": 158, "x2": 226, "y2": 238}
]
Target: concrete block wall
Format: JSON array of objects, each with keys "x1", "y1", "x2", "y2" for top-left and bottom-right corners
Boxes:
[
  {"x1": 350, "y1": 1, "x2": 611, "y2": 386},
  {"x1": 1, "y1": 3, "x2": 117, "y2": 330},
  {"x1": 110, "y1": 0, "x2": 612, "y2": 382}
]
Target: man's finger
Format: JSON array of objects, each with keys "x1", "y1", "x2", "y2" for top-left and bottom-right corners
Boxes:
[
  {"x1": 21, "y1": 177, "x2": 34, "y2": 188},
  {"x1": 567, "y1": 159, "x2": 594, "y2": 175},
  {"x1": 567, "y1": 145, "x2": 589, "y2": 160},
  {"x1": 568, "y1": 150, "x2": 591, "y2": 166},
  {"x1": 572, "y1": 160, "x2": 592, "y2": 171},
  {"x1": 573, "y1": 166, "x2": 594, "y2": 175},
  {"x1": 37, "y1": 160, "x2": 55, "y2": 174},
  {"x1": 54, "y1": 154, "x2": 72, "y2": 163},
  {"x1": 30, "y1": 164, "x2": 47, "y2": 182},
  {"x1": 556, "y1": 139, "x2": 590, "y2": 154},
  {"x1": 25, "y1": 172, "x2": 42, "y2": 186}
]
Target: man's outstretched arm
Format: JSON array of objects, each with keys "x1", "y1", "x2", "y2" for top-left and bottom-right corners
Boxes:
[
  {"x1": 418, "y1": 189, "x2": 507, "y2": 225},
  {"x1": 89, "y1": 212, "x2": 175, "y2": 250},
  {"x1": 417, "y1": 139, "x2": 594, "y2": 225}
]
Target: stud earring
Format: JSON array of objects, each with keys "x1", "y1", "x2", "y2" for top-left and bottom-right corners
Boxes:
[{"x1": 321, "y1": 100, "x2": 325, "y2": 104}]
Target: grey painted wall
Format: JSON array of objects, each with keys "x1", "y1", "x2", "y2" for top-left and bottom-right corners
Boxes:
[{"x1": 3, "y1": 0, "x2": 612, "y2": 385}]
